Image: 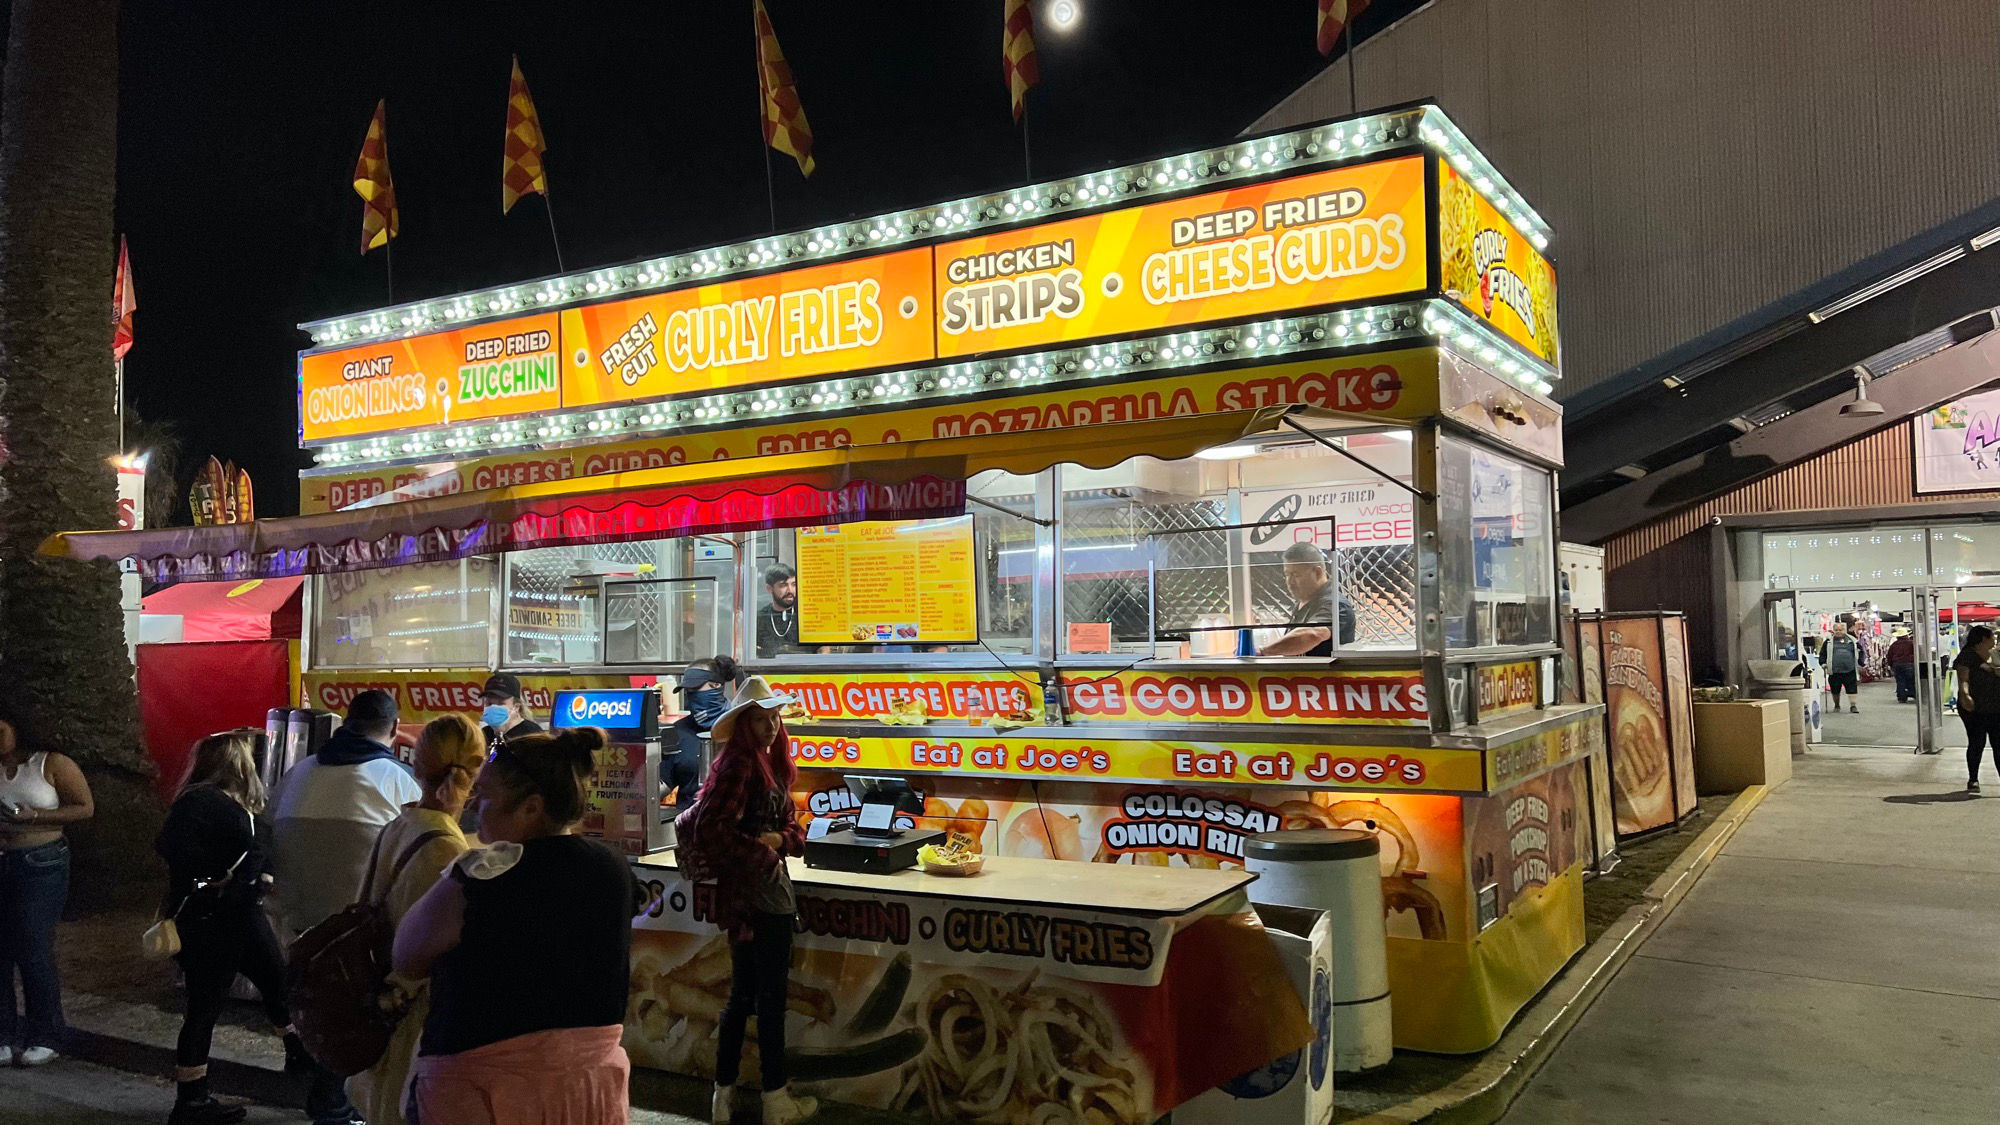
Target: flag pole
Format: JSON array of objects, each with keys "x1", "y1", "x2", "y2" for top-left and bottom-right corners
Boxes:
[
  {"x1": 384, "y1": 238, "x2": 395, "y2": 304},
  {"x1": 539, "y1": 178, "x2": 569, "y2": 274},
  {"x1": 115, "y1": 355, "x2": 124, "y2": 451},
  {"x1": 1346, "y1": 19, "x2": 1359, "y2": 113},
  {"x1": 1022, "y1": 105, "x2": 1034, "y2": 183}
]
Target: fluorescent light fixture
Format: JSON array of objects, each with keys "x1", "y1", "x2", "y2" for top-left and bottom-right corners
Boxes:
[
  {"x1": 1808, "y1": 248, "x2": 1967, "y2": 324},
  {"x1": 1194, "y1": 443, "x2": 1261, "y2": 461}
]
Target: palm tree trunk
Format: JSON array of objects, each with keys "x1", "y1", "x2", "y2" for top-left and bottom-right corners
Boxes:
[{"x1": 0, "y1": 0, "x2": 156, "y2": 905}]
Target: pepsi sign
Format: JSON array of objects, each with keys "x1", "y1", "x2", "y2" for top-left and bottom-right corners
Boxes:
[{"x1": 551, "y1": 689, "x2": 659, "y2": 737}]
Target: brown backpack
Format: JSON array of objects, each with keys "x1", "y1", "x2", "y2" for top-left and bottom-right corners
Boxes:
[{"x1": 284, "y1": 828, "x2": 449, "y2": 1076}]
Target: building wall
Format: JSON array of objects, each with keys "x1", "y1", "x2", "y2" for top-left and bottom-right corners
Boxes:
[
  {"x1": 1599, "y1": 420, "x2": 2000, "y2": 672},
  {"x1": 1250, "y1": 0, "x2": 2000, "y2": 397}
]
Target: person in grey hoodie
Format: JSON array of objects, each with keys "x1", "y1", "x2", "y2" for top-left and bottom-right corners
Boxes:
[
  {"x1": 271, "y1": 689, "x2": 420, "y2": 1125},
  {"x1": 1825, "y1": 621, "x2": 1862, "y2": 714}
]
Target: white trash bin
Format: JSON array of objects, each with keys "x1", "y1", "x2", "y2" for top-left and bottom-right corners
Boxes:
[{"x1": 1244, "y1": 828, "x2": 1392, "y2": 1074}]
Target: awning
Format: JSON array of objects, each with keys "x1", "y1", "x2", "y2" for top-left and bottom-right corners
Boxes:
[
  {"x1": 141, "y1": 576, "x2": 304, "y2": 640},
  {"x1": 43, "y1": 406, "x2": 1294, "y2": 583}
]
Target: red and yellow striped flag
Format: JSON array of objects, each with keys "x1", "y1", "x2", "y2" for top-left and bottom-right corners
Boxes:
[
  {"x1": 1317, "y1": 0, "x2": 1371, "y2": 55},
  {"x1": 353, "y1": 100, "x2": 398, "y2": 253},
  {"x1": 753, "y1": 0, "x2": 815, "y2": 178},
  {"x1": 1003, "y1": 0, "x2": 1039, "y2": 123},
  {"x1": 502, "y1": 56, "x2": 549, "y2": 214}
]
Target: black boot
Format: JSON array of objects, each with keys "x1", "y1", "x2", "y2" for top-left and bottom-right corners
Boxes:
[{"x1": 169, "y1": 1077, "x2": 248, "y2": 1125}]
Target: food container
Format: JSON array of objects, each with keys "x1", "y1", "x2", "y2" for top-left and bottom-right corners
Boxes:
[{"x1": 917, "y1": 856, "x2": 985, "y2": 877}]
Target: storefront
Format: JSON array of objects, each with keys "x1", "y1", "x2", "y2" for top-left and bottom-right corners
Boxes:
[{"x1": 48, "y1": 101, "x2": 1603, "y2": 1101}]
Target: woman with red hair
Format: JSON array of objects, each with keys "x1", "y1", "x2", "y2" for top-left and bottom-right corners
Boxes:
[{"x1": 677, "y1": 677, "x2": 813, "y2": 1125}]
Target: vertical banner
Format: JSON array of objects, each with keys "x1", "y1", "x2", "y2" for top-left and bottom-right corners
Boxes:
[
  {"x1": 1436, "y1": 164, "x2": 1559, "y2": 367},
  {"x1": 1601, "y1": 616, "x2": 1676, "y2": 835},
  {"x1": 1660, "y1": 615, "x2": 1699, "y2": 819}
]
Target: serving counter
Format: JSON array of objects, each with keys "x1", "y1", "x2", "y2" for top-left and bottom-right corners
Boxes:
[{"x1": 625, "y1": 852, "x2": 1313, "y2": 1124}]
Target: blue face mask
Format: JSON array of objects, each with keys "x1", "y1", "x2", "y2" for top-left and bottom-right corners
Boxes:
[{"x1": 481, "y1": 704, "x2": 512, "y2": 729}]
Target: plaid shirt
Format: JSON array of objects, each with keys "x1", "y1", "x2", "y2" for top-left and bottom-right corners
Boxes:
[{"x1": 679, "y1": 743, "x2": 804, "y2": 941}]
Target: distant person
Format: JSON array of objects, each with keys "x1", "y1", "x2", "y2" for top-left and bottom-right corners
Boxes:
[
  {"x1": 1955, "y1": 625, "x2": 2000, "y2": 794},
  {"x1": 479, "y1": 673, "x2": 543, "y2": 744},
  {"x1": 1887, "y1": 630, "x2": 1917, "y2": 703},
  {"x1": 755, "y1": 564, "x2": 804, "y2": 658},
  {"x1": 680, "y1": 677, "x2": 814, "y2": 1125},
  {"x1": 667, "y1": 656, "x2": 739, "y2": 805},
  {"x1": 0, "y1": 706, "x2": 93, "y2": 1070},
  {"x1": 272, "y1": 689, "x2": 420, "y2": 1125},
  {"x1": 157, "y1": 730, "x2": 292, "y2": 1125},
  {"x1": 1259, "y1": 542, "x2": 1359, "y2": 657},
  {"x1": 1825, "y1": 622, "x2": 1861, "y2": 714},
  {"x1": 394, "y1": 729, "x2": 648, "y2": 1123},
  {"x1": 348, "y1": 714, "x2": 483, "y2": 1125}
]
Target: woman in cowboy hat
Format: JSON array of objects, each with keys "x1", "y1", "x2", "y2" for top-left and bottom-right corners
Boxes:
[{"x1": 679, "y1": 677, "x2": 815, "y2": 1125}]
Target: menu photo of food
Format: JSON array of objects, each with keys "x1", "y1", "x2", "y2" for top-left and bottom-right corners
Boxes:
[{"x1": 1603, "y1": 621, "x2": 1675, "y2": 834}]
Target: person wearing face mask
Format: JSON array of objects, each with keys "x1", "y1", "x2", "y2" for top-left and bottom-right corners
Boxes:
[
  {"x1": 666, "y1": 656, "x2": 738, "y2": 806},
  {"x1": 478, "y1": 673, "x2": 543, "y2": 745}
]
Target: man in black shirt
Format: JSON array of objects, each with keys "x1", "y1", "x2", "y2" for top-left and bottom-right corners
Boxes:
[
  {"x1": 1259, "y1": 542, "x2": 1358, "y2": 657},
  {"x1": 754, "y1": 564, "x2": 805, "y2": 658}
]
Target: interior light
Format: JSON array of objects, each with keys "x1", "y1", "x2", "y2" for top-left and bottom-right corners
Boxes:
[{"x1": 1194, "y1": 443, "x2": 1260, "y2": 462}]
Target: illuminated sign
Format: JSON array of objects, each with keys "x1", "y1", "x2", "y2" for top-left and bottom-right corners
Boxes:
[
  {"x1": 298, "y1": 313, "x2": 562, "y2": 442},
  {"x1": 552, "y1": 689, "x2": 657, "y2": 735},
  {"x1": 1438, "y1": 165, "x2": 1558, "y2": 366},
  {"x1": 932, "y1": 156, "x2": 1428, "y2": 358}
]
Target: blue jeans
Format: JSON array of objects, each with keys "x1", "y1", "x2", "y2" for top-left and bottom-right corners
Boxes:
[{"x1": 0, "y1": 838, "x2": 70, "y2": 1049}]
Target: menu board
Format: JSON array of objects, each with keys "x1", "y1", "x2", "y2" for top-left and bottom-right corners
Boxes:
[{"x1": 796, "y1": 517, "x2": 977, "y2": 644}]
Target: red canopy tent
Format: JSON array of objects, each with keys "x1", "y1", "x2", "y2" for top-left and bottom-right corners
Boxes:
[{"x1": 142, "y1": 576, "x2": 302, "y2": 640}]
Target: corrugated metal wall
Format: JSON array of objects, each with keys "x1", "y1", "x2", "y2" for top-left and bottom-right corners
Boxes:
[
  {"x1": 1251, "y1": 0, "x2": 2000, "y2": 397},
  {"x1": 1599, "y1": 421, "x2": 2000, "y2": 668}
]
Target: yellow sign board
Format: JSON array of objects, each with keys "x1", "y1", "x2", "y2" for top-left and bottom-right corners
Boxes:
[
  {"x1": 1438, "y1": 165, "x2": 1559, "y2": 366},
  {"x1": 796, "y1": 518, "x2": 977, "y2": 644}
]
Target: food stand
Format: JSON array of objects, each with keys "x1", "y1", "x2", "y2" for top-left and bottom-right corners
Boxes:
[{"x1": 46, "y1": 100, "x2": 1603, "y2": 1100}]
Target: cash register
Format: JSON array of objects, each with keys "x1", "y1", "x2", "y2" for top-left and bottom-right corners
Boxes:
[{"x1": 803, "y1": 774, "x2": 944, "y2": 874}]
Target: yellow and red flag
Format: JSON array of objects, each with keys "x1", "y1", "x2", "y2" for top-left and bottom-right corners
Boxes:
[
  {"x1": 502, "y1": 56, "x2": 549, "y2": 214},
  {"x1": 753, "y1": 0, "x2": 815, "y2": 177},
  {"x1": 1003, "y1": 0, "x2": 1039, "y2": 123},
  {"x1": 112, "y1": 235, "x2": 136, "y2": 360},
  {"x1": 1317, "y1": 0, "x2": 1370, "y2": 55},
  {"x1": 353, "y1": 99, "x2": 399, "y2": 253}
]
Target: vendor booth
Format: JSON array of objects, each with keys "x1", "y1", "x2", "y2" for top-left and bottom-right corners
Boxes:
[{"x1": 48, "y1": 101, "x2": 1601, "y2": 1109}]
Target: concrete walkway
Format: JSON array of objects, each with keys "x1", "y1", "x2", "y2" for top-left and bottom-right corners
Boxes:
[{"x1": 1502, "y1": 744, "x2": 2000, "y2": 1124}]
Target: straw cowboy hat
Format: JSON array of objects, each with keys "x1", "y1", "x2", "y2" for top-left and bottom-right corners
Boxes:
[{"x1": 709, "y1": 675, "x2": 796, "y2": 743}]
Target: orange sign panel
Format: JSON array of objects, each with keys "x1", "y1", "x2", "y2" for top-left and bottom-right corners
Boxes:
[
  {"x1": 1438, "y1": 164, "x2": 1559, "y2": 366},
  {"x1": 934, "y1": 155, "x2": 1428, "y2": 358},
  {"x1": 298, "y1": 313, "x2": 562, "y2": 442},
  {"x1": 560, "y1": 248, "x2": 934, "y2": 408}
]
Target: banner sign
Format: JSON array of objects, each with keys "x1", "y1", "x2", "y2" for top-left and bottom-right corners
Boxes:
[
  {"x1": 1483, "y1": 712, "x2": 1603, "y2": 794},
  {"x1": 301, "y1": 347, "x2": 1443, "y2": 512},
  {"x1": 934, "y1": 156, "x2": 1428, "y2": 358},
  {"x1": 625, "y1": 861, "x2": 1312, "y2": 1121},
  {"x1": 301, "y1": 669, "x2": 636, "y2": 726},
  {"x1": 786, "y1": 730, "x2": 1485, "y2": 792},
  {"x1": 1474, "y1": 660, "x2": 1539, "y2": 721},
  {"x1": 1599, "y1": 617, "x2": 1677, "y2": 834},
  {"x1": 762, "y1": 671, "x2": 1043, "y2": 723},
  {"x1": 1239, "y1": 478, "x2": 1416, "y2": 553},
  {"x1": 1437, "y1": 165, "x2": 1559, "y2": 366},
  {"x1": 298, "y1": 313, "x2": 562, "y2": 442},
  {"x1": 1913, "y1": 388, "x2": 2000, "y2": 494},
  {"x1": 1059, "y1": 667, "x2": 1428, "y2": 726},
  {"x1": 796, "y1": 517, "x2": 977, "y2": 644},
  {"x1": 560, "y1": 248, "x2": 934, "y2": 410}
]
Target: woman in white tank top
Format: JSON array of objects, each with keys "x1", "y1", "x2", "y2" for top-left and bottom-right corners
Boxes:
[{"x1": 0, "y1": 710, "x2": 96, "y2": 1067}]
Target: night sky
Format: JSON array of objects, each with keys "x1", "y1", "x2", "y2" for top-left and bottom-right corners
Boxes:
[{"x1": 112, "y1": 1, "x2": 1409, "y2": 519}]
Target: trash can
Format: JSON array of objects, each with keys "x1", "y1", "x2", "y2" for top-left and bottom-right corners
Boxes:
[
  {"x1": 1244, "y1": 829, "x2": 1391, "y2": 1074},
  {"x1": 1746, "y1": 659, "x2": 1809, "y2": 756}
]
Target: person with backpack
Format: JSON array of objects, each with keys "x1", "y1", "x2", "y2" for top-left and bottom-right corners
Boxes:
[
  {"x1": 1825, "y1": 621, "x2": 1863, "y2": 714},
  {"x1": 155, "y1": 730, "x2": 295, "y2": 1125},
  {"x1": 272, "y1": 689, "x2": 419, "y2": 1125},
  {"x1": 345, "y1": 714, "x2": 484, "y2": 1125},
  {"x1": 393, "y1": 728, "x2": 648, "y2": 1123},
  {"x1": 679, "y1": 676, "x2": 815, "y2": 1125}
]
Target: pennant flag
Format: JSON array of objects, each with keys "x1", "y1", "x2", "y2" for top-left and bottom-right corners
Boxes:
[
  {"x1": 1003, "y1": 0, "x2": 1040, "y2": 123},
  {"x1": 112, "y1": 235, "x2": 136, "y2": 360},
  {"x1": 233, "y1": 466, "x2": 255, "y2": 524},
  {"x1": 353, "y1": 100, "x2": 399, "y2": 253},
  {"x1": 1317, "y1": 0, "x2": 1371, "y2": 55},
  {"x1": 754, "y1": 0, "x2": 815, "y2": 177},
  {"x1": 502, "y1": 56, "x2": 550, "y2": 214}
]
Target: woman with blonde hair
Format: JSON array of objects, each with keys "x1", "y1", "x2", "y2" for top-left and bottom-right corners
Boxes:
[
  {"x1": 348, "y1": 713, "x2": 485, "y2": 1125},
  {"x1": 155, "y1": 729, "x2": 290, "y2": 1124}
]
